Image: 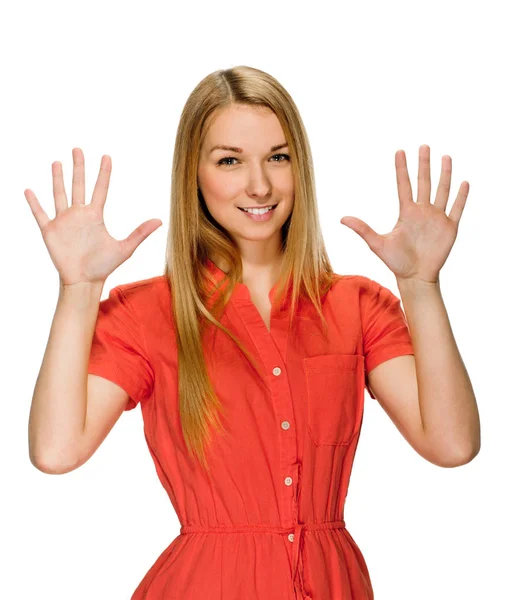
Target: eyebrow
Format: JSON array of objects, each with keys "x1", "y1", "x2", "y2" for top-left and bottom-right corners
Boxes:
[{"x1": 209, "y1": 142, "x2": 288, "y2": 154}]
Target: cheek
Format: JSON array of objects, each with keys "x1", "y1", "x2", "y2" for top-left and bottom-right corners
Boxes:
[
  {"x1": 281, "y1": 180, "x2": 295, "y2": 207},
  {"x1": 201, "y1": 170, "x2": 239, "y2": 205},
  {"x1": 278, "y1": 171, "x2": 294, "y2": 196}
]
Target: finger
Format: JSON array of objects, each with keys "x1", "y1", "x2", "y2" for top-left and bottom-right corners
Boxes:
[
  {"x1": 91, "y1": 155, "x2": 112, "y2": 211},
  {"x1": 119, "y1": 219, "x2": 163, "y2": 259},
  {"x1": 417, "y1": 145, "x2": 431, "y2": 204},
  {"x1": 52, "y1": 161, "x2": 68, "y2": 215},
  {"x1": 434, "y1": 155, "x2": 452, "y2": 212},
  {"x1": 340, "y1": 216, "x2": 384, "y2": 255},
  {"x1": 395, "y1": 150, "x2": 413, "y2": 208},
  {"x1": 448, "y1": 181, "x2": 470, "y2": 224},
  {"x1": 24, "y1": 188, "x2": 51, "y2": 231},
  {"x1": 71, "y1": 147, "x2": 85, "y2": 206}
]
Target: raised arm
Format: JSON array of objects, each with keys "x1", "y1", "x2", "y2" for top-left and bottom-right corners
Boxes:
[{"x1": 26, "y1": 148, "x2": 162, "y2": 473}]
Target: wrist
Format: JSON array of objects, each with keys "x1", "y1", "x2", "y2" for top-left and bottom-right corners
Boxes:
[
  {"x1": 59, "y1": 279, "x2": 105, "y2": 300},
  {"x1": 396, "y1": 275, "x2": 440, "y2": 295}
]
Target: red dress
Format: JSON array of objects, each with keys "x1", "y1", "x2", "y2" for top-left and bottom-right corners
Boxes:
[{"x1": 88, "y1": 258, "x2": 414, "y2": 599}]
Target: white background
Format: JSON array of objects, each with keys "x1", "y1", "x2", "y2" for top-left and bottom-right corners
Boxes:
[{"x1": 2, "y1": 0, "x2": 506, "y2": 598}]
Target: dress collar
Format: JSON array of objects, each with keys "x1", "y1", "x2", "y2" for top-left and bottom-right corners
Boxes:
[{"x1": 204, "y1": 257, "x2": 294, "y2": 310}]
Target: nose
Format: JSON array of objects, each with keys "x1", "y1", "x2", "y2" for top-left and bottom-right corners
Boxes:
[{"x1": 244, "y1": 163, "x2": 273, "y2": 199}]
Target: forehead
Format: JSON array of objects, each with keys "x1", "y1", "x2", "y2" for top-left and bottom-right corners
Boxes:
[{"x1": 203, "y1": 104, "x2": 284, "y2": 149}]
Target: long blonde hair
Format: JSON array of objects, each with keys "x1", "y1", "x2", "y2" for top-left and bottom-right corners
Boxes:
[{"x1": 163, "y1": 65, "x2": 338, "y2": 472}]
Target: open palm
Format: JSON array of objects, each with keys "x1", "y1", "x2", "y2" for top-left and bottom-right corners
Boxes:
[
  {"x1": 340, "y1": 145, "x2": 470, "y2": 284},
  {"x1": 24, "y1": 148, "x2": 162, "y2": 286}
]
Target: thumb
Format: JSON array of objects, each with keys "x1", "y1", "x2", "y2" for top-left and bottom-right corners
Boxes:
[
  {"x1": 121, "y1": 218, "x2": 163, "y2": 258},
  {"x1": 340, "y1": 216, "x2": 383, "y2": 254}
]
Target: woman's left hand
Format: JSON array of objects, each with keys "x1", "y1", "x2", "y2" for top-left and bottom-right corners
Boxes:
[{"x1": 340, "y1": 145, "x2": 470, "y2": 284}]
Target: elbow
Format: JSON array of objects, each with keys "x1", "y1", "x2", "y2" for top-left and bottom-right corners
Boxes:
[
  {"x1": 459, "y1": 443, "x2": 481, "y2": 465},
  {"x1": 455, "y1": 434, "x2": 482, "y2": 466},
  {"x1": 438, "y1": 443, "x2": 481, "y2": 468},
  {"x1": 31, "y1": 456, "x2": 79, "y2": 475},
  {"x1": 31, "y1": 458, "x2": 67, "y2": 475},
  {"x1": 30, "y1": 446, "x2": 81, "y2": 475}
]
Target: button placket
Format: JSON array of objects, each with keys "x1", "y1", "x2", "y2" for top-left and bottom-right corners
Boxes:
[
  {"x1": 268, "y1": 362, "x2": 298, "y2": 527},
  {"x1": 202, "y1": 263, "x2": 316, "y2": 597},
  {"x1": 229, "y1": 301, "x2": 300, "y2": 573}
]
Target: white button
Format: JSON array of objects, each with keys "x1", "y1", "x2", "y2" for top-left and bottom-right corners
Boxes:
[
  {"x1": 284, "y1": 476, "x2": 293, "y2": 486},
  {"x1": 288, "y1": 533, "x2": 295, "y2": 542},
  {"x1": 281, "y1": 420, "x2": 290, "y2": 430},
  {"x1": 273, "y1": 367, "x2": 282, "y2": 376}
]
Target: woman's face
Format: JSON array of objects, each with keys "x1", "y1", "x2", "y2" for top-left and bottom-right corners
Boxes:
[{"x1": 197, "y1": 104, "x2": 295, "y2": 248}]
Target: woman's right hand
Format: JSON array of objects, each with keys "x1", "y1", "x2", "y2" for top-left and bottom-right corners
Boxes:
[{"x1": 24, "y1": 148, "x2": 163, "y2": 287}]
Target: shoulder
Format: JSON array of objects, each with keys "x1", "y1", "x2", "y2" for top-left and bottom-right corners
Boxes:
[
  {"x1": 328, "y1": 274, "x2": 402, "y2": 317},
  {"x1": 113, "y1": 274, "x2": 170, "y2": 310},
  {"x1": 328, "y1": 273, "x2": 373, "y2": 298},
  {"x1": 330, "y1": 273, "x2": 399, "y2": 298}
]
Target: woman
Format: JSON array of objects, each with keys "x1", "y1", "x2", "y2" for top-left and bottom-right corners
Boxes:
[{"x1": 26, "y1": 65, "x2": 480, "y2": 599}]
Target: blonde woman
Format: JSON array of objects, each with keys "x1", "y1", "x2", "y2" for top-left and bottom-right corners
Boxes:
[{"x1": 27, "y1": 65, "x2": 480, "y2": 599}]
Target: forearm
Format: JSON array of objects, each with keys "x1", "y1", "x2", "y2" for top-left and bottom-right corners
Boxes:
[
  {"x1": 396, "y1": 276, "x2": 480, "y2": 462},
  {"x1": 29, "y1": 281, "x2": 104, "y2": 472}
]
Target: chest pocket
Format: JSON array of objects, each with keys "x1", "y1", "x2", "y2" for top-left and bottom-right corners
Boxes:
[{"x1": 303, "y1": 353, "x2": 365, "y2": 446}]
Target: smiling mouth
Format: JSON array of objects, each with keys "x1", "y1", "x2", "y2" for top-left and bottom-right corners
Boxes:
[{"x1": 238, "y1": 204, "x2": 278, "y2": 213}]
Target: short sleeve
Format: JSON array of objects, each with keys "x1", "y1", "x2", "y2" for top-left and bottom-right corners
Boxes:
[
  {"x1": 88, "y1": 286, "x2": 154, "y2": 411},
  {"x1": 360, "y1": 278, "x2": 414, "y2": 399}
]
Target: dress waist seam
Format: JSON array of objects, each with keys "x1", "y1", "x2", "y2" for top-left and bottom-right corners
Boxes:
[{"x1": 180, "y1": 520, "x2": 346, "y2": 535}]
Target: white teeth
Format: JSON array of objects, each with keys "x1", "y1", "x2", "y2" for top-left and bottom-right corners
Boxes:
[{"x1": 241, "y1": 205, "x2": 275, "y2": 215}]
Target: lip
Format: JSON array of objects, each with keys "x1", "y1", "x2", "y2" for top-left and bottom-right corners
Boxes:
[
  {"x1": 237, "y1": 203, "x2": 278, "y2": 210},
  {"x1": 238, "y1": 203, "x2": 278, "y2": 222}
]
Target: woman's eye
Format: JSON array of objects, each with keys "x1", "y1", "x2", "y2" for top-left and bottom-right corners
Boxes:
[
  {"x1": 217, "y1": 153, "x2": 290, "y2": 167},
  {"x1": 272, "y1": 153, "x2": 290, "y2": 163},
  {"x1": 217, "y1": 156, "x2": 238, "y2": 166}
]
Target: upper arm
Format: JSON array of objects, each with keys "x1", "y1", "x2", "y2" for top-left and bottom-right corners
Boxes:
[
  {"x1": 88, "y1": 285, "x2": 154, "y2": 406},
  {"x1": 68, "y1": 374, "x2": 130, "y2": 472},
  {"x1": 59, "y1": 285, "x2": 154, "y2": 473},
  {"x1": 367, "y1": 354, "x2": 428, "y2": 459},
  {"x1": 360, "y1": 277, "x2": 440, "y2": 464},
  {"x1": 368, "y1": 355, "x2": 454, "y2": 466}
]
